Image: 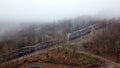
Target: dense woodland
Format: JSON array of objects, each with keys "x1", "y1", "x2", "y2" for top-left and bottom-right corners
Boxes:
[
  {"x1": 0, "y1": 16, "x2": 97, "y2": 55},
  {"x1": 82, "y1": 19, "x2": 120, "y2": 62},
  {"x1": 0, "y1": 17, "x2": 120, "y2": 64}
]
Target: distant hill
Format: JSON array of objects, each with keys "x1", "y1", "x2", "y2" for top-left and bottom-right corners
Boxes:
[{"x1": 96, "y1": 10, "x2": 120, "y2": 19}]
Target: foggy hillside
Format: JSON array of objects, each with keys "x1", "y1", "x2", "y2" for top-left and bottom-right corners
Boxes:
[
  {"x1": 96, "y1": 10, "x2": 120, "y2": 19},
  {"x1": 0, "y1": 22, "x2": 20, "y2": 40},
  {"x1": 0, "y1": 0, "x2": 120, "y2": 68},
  {"x1": 0, "y1": 16, "x2": 95, "y2": 41},
  {"x1": 0, "y1": 13, "x2": 120, "y2": 41}
]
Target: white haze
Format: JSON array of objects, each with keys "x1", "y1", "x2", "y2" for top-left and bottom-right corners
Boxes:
[
  {"x1": 0, "y1": 0, "x2": 120, "y2": 38},
  {"x1": 0, "y1": 0, "x2": 120, "y2": 22}
]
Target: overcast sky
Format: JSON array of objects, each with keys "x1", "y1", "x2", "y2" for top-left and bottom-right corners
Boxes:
[{"x1": 0, "y1": 0, "x2": 120, "y2": 22}]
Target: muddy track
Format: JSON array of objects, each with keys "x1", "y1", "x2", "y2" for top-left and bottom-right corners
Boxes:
[{"x1": 77, "y1": 51, "x2": 120, "y2": 68}]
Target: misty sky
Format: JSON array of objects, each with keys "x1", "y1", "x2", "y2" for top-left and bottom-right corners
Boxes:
[{"x1": 0, "y1": 0, "x2": 120, "y2": 22}]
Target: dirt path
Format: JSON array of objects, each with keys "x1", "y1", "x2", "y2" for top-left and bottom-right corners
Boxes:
[
  {"x1": 107, "y1": 63, "x2": 114, "y2": 68},
  {"x1": 1, "y1": 44, "x2": 120, "y2": 68},
  {"x1": 77, "y1": 51, "x2": 120, "y2": 68},
  {"x1": 0, "y1": 45, "x2": 58, "y2": 66}
]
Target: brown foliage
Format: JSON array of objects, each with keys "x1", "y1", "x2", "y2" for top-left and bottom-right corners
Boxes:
[{"x1": 86, "y1": 19, "x2": 120, "y2": 62}]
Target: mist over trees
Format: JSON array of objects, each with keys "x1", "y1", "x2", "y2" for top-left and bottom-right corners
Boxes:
[
  {"x1": 82, "y1": 19, "x2": 120, "y2": 62},
  {"x1": 0, "y1": 16, "x2": 98, "y2": 54},
  {"x1": 0, "y1": 16, "x2": 120, "y2": 63}
]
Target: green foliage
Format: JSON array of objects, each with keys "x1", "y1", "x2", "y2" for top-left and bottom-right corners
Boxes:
[
  {"x1": 62, "y1": 43, "x2": 77, "y2": 59},
  {"x1": 63, "y1": 44, "x2": 68, "y2": 54},
  {"x1": 72, "y1": 48, "x2": 77, "y2": 57},
  {"x1": 67, "y1": 49, "x2": 71, "y2": 59},
  {"x1": 80, "y1": 54, "x2": 100, "y2": 64}
]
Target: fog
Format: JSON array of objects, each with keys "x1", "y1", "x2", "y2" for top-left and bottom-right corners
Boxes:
[
  {"x1": 0, "y1": 0, "x2": 120, "y2": 38},
  {"x1": 0, "y1": 0, "x2": 120, "y2": 22}
]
